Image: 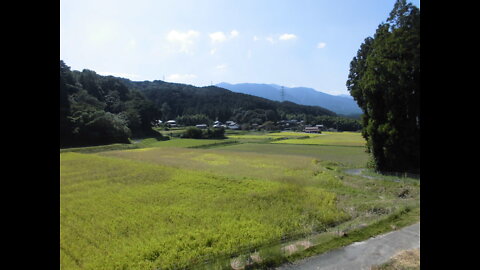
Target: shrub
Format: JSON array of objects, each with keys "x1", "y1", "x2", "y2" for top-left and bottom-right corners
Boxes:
[{"x1": 182, "y1": 127, "x2": 203, "y2": 139}]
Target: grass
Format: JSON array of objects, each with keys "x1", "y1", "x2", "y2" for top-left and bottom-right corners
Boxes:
[
  {"x1": 61, "y1": 152, "x2": 350, "y2": 270},
  {"x1": 134, "y1": 137, "x2": 237, "y2": 149},
  {"x1": 227, "y1": 131, "x2": 316, "y2": 140},
  {"x1": 60, "y1": 131, "x2": 419, "y2": 270},
  {"x1": 215, "y1": 143, "x2": 370, "y2": 167},
  {"x1": 371, "y1": 248, "x2": 420, "y2": 270},
  {"x1": 60, "y1": 143, "x2": 139, "y2": 154},
  {"x1": 272, "y1": 132, "x2": 366, "y2": 147}
]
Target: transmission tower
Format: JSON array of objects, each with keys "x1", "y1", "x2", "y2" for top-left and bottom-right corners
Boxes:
[{"x1": 281, "y1": 86, "x2": 285, "y2": 102}]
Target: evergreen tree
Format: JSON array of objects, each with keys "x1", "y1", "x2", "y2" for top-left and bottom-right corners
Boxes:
[{"x1": 346, "y1": 0, "x2": 420, "y2": 174}]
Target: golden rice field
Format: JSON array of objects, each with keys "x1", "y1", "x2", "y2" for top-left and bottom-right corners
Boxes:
[{"x1": 60, "y1": 131, "x2": 419, "y2": 270}]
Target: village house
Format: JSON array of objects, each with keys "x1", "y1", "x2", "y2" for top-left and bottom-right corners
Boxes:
[
  {"x1": 304, "y1": 126, "x2": 321, "y2": 133},
  {"x1": 166, "y1": 120, "x2": 177, "y2": 127}
]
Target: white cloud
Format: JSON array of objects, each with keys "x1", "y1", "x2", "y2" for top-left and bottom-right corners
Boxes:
[
  {"x1": 209, "y1": 31, "x2": 227, "y2": 43},
  {"x1": 210, "y1": 48, "x2": 217, "y2": 55},
  {"x1": 166, "y1": 73, "x2": 198, "y2": 83},
  {"x1": 166, "y1": 30, "x2": 200, "y2": 54},
  {"x1": 125, "y1": 38, "x2": 137, "y2": 50},
  {"x1": 210, "y1": 30, "x2": 239, "y2": 43},
  {"x1": 266, "y1": 36, "x2": 275, "y2": 44},
  {"x1": 317, "y1": 42, "x2": 327, "y2": 49},
  {"x1": 215, "y1": 64, "x2": 228, "y2": 71},
  {"x1": 279, "y1": 33, "x2": 297, "y2": 41},
  {"x1": 230, "y1": 30, "x2": 239, "y2": 38},
  {"x1": 253, "y1": 36, "x2": 260, "y2": 41}
]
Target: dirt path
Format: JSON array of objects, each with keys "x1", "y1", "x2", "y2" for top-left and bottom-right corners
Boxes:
[{"x1": 276, "y1": 222, "x2": 420, "y2": 270}]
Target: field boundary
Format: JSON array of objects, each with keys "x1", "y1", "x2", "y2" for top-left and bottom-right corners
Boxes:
[{"x1": 187, "y1": 140, "x2": 241, "y2": 149}]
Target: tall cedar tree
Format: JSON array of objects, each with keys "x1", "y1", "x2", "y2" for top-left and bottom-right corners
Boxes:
[{"x1": 346, "y1": 0, "x2": 420, "y2": 174}]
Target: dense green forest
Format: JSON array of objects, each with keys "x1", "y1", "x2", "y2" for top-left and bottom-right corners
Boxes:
[
  {"x1": 60, "y1": 61, "x2": 161, "y2": 147},
  {"x1": 60, "y1": 61, "x2": 361, "y2": 147}
]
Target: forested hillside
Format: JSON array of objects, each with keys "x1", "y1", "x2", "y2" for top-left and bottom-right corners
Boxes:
[
  {"x1": 123, "y1": 80, "x2": 336, "y2": 123},
  {"x1": 60, "y1": 60, "x2": 361, "y2": 148},
  {"x1": 60, "y1": 61, "x2": 160, "y2": 147}
]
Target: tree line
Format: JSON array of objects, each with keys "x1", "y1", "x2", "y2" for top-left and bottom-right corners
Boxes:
[{"x1": 60, "y1": 61, "x2": 161, "y2": 147}]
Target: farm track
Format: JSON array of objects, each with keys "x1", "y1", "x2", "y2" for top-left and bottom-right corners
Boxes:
[{"x1": 276, "y1": 222, "x2": 420, "y2": 270}]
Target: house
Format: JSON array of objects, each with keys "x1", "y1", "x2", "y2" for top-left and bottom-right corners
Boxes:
[
  {"x1": 304, "y1": 126, "x2": 321, "y2": 133},
  {"x1": 195, "y1": 124, "x2": 208, "y2": 129},
  {"x1": 213, "y1": 121, "x2": 223, "y2": 128},
  {"x1": 166, "y1": 120, "x2": 177, "y2": 127},
  {"x1": 152, "y1": 120, "x2": 163, "y2": 126},
  {"x1": 228, "y1": 124, "x2": 240, "y2": 130}
]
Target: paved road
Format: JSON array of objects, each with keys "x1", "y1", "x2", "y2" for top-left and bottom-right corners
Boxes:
[{"x1": 276, "y1": 223, "x2": 420, "y2": 270}]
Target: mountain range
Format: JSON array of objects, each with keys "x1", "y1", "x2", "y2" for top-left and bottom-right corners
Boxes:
[{"x1": 216, "y1": 83, "x2": 362, "y2": 116}]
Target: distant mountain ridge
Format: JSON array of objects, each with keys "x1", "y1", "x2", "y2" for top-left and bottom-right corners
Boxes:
[{"x1": 216, "y1": 82, "x2": 361, "y2": 115}]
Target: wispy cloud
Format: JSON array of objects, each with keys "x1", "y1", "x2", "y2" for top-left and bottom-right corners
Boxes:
[
  {"x1": 317, "y1": 42, "x2": 327, "y2": 49},
  {"x1": 279, "y1": 33, "x2": 297, "y2": 41},
  {"x1": 259, "y1": 33, "x2": 298, "y2": 44},
  {"x1": 166, "y1": 73, "x2": 198, "y2": 83},
  {"x1": 215, "y1": 64, "x2": 228, "y2": 71},
  {"x1": 229, "y1": 30, "x2": 239, "y2": 38},
  {"x1": 209, "y1": 31, "x2": 227, "y2": 43},
  {"x1": 266, "y1": 36, "x2": 276, "y2": 44},
  {"x1": 166, "y1": 30, "x2": 200, "y2": 54}
]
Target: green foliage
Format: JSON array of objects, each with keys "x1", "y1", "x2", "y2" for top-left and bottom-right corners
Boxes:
[
  {"x1": 60, "y1": 61, "x2": 161, "y2": 147},
  {"x1": 182, "y1": 127, "x2": 226, "y2": 139},
  {"x1": 176, "y1": 114, "x2": 211, "y2": 126},
  {"x1": 346, "y1": 0, "x2": 420, "y2": 174},
  {"x1": 183, "y1": 127, "x2": 204, "y2": 139}
]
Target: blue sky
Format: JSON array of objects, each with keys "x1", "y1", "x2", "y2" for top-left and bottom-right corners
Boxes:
[{"x1": 60, "y1": 0, "x2": 420, "y2": 96}]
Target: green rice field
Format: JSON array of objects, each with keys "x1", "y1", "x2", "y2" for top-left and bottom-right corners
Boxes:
[{"x1": 60, "y1": 131, "x2": 419, "y2": 270}]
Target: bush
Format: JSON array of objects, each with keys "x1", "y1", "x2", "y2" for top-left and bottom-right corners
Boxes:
[
  {"x1": 209, "y1": 127, "x2": 226, "y2": 139},
  {"x1": 181, "y1": 127, "x2": 225, "y2": 139},
  {"x1": 182, "y1": 127, "x2": 203, "y2": 139}
]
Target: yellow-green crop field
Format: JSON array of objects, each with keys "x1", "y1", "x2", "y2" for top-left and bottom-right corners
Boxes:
[
  {"x1": 272, "y1": 132, "x2": 366, "y2": 146},
  {"x1": 60, "y1": 131, "x2": 419, "y2": 270}
]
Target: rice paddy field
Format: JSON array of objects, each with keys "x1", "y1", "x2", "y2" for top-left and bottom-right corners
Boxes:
[{"x1": 60, "y1": 131, "x2": 420, "y2": 270}]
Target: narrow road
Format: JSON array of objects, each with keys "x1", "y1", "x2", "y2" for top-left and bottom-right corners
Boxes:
[{"x1": 276, "y1": 223, "x2": 420, "y2": 270}]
